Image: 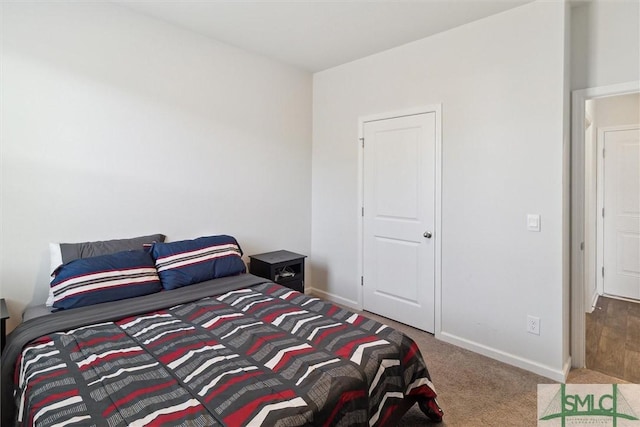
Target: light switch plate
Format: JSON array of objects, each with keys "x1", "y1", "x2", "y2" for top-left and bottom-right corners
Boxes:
[{"x1": 527, "y1": 214, "x2": 541, "y2": 232}]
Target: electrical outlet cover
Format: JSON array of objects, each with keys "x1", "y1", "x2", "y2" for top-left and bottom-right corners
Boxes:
[{"x1": 527, "y1": 315, "x2": 540, "y2": 335}]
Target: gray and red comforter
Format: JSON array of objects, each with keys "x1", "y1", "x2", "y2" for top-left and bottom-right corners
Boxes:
[{"x1": 2, "y1": 274, "x2": 442, "y2": 426}]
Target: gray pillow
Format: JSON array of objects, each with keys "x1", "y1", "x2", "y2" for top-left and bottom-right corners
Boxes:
[
  {"x1": 59, "y1": 233, "x2": 166, "y2": 263},
  {"x1": 47, "y1": 233, "x2": 166, "y2": 306}
]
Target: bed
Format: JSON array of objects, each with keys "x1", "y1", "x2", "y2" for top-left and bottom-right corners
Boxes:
[{"x1": 1, "y1": 236, "x2": 443, "y2": 427}]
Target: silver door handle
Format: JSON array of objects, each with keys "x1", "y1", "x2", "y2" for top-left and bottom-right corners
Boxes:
[{"x1": 423, "y1": 231, "x2": 432, "y2": 239}]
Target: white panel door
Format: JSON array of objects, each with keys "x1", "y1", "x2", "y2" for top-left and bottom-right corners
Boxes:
[
  {"x1": 602, "y1": 126, "x2": 640, "y2": 300},
  {"x1": 363, "y1": 113, "x2": 435, "y2": 332}
]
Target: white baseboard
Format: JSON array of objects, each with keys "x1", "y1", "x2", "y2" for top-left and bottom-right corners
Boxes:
[
  {"x1": 587, "y1": 292, "x2": 600, "y2": 313},
  {"x1": 561, "y1": 356, "x2": 572, "y2": 383},
  {"x1": 306, "y1": 287, "x2": 360, "y2": 310},
  {"x1": 438, "y1": 331, "x2": 566, "y2": 382},
  {"x1": 307, "y1": 288, "x2": 567, "y2": 382}
]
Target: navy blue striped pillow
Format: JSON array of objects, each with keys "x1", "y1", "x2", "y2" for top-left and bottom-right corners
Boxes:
[
  {"x1": 51, "y1": 250, "x2": 162, "y2": 310},
  {"x1": 151, "y1": 235, "x2": 246, "y2": 290}
]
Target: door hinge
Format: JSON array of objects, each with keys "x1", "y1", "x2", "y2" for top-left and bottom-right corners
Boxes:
[
  {"x1": 602, "y1": 266, "x2": 605, "y2": 277},
  {"x1": 603, "y1": 148, "x2": 605, "y2": 158},
  {"x1": 602, "y1": 208, "x2": 605, "y2": 218},
  {"x1": 361, "y1": 276, "x2": 364, "y2": 286},
  {"x1": 580, "y1": 242, "x2": 584, "y2": 250},
  {"x1": 361, "y1": 206, "x2": 364, "y2": 217},
  {"x1": 359, "y1": 137, "x2": 364, "y2": 147}
]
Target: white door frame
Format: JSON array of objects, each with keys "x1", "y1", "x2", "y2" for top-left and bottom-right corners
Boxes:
[
  {"x1": 570, "y1": 81, "x2": 640, "y2": 368},
  {"x1": 357, "y1": 104, "x2": 443, "y2": 336},
  {"x1": 596, "y1": 124, "x2": 640, "y2": 298}
]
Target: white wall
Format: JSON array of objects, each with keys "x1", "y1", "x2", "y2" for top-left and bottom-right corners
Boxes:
[
  {"x1": 593, "y1": 93, "x2": 640, "y2": 127},
  {"x1": 1, "y1": 2, "x2": 312, "y2": 330},
  {"x1": 311, "y1": 1, "x2": 568, "y2": 379},
  {"x1": 571, "y1": 1, "x2": 640, "y2": 90}
]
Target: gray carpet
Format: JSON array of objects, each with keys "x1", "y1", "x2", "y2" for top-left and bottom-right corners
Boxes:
[{"x1": 355, "y1": 310, "x2": 629, "y2": 427}]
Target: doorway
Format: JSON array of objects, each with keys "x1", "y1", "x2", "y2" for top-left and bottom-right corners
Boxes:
[
  {"x1": 358, "y1": 106, "x2": 442, "y2": 334},
  {"x1": 597, "y1": 124, "x2": 640, "y2": 300},
  {"x1": 571, "y1": 83, "x2": 640, "y2": 371}
]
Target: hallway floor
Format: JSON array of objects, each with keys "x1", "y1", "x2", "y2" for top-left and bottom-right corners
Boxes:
[{"x1": 586, "y1": 296, "x2": 640, "y2": 383}]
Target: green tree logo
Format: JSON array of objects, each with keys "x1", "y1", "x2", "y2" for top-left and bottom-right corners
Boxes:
[{"x1": 540, "y1": 384, "x2": 639, "y2": 426}]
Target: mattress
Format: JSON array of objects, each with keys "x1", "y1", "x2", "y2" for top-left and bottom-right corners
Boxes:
[{"x1": 21, "y1": 305, "x2": 53, "y2": 322}]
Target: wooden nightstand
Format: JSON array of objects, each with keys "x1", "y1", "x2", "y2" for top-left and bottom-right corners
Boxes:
[
  {"x1": 1, "y1": 299, "x2": 9, "y2": 354},
  {"x1": 249, "y1": 250, "x2": 306, "y2": 293}
]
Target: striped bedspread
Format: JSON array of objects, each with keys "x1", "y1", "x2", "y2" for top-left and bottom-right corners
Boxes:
[{"x1": 14, "y1": 282, "x2": 442, "y2": 426}]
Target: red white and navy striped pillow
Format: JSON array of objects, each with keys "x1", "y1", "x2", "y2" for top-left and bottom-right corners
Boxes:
[
  {"x1": 151, "y1": 235, "x2": 246, "y2": 290},
  {"x1": 51, "y1": 250, "x2": 162, "y2": 310}
]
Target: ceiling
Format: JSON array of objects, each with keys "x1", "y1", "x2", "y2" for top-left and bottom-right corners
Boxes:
[{"x1": 113, "y1": 0, "x2": 532, "y2": 72}]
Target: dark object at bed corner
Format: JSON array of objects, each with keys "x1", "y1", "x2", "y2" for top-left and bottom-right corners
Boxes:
[
  {"x1": 1, "y1": 298, "x2": 9, "y2": 353},
  {"x1": 249, "y1": 250, "x2": 306, "y2": 293},
  {"x1": 2, "y1": 274, "x2": 442, "y2": 426}
]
